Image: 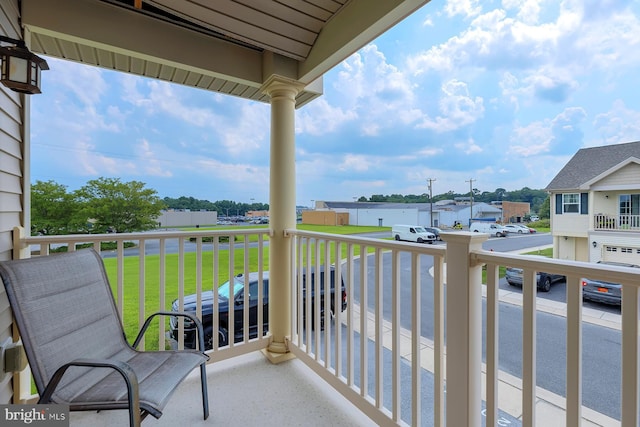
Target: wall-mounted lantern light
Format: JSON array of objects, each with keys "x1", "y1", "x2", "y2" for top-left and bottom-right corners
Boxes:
[
  {"x1": 0, "y1": 35, "x2": 48, "y2": 94},
  {"x1": 592, "y1": 241, "x2": 597, "y2": 248}
]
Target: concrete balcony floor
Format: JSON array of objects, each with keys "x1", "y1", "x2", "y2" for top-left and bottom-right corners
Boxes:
[{"x1": 70, "y1": 350, "x2": 377, "y2": 427}]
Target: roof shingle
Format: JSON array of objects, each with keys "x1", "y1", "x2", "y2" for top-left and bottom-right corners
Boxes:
[{"x1": 545, "y1": 141, "x2": 640, "y2": 191}]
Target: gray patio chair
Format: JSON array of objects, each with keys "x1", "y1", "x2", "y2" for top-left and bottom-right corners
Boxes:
[{"x1": 0, "y1": 249, "x2": 209, "y2": 426}]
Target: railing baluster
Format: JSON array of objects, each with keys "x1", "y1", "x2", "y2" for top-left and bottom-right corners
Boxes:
[
  {"x1": 243, "y1": 236, "x2": 249, "y2": 343},
  {"x1": 360, "y1": 243, "x2": 368, "y2": 398},
  {"x1": 433, "y1": 253, "x2": 443, "y2": 427},
  {"x1": 257, "y1": 234, "x2": 264, "y2": 343},
  {"x1": 324, "y1": 239, "x2": 331, "y2": 368},
  {"x1": 305, "y1": 238, "x2": 312, "y2": 352},
  {"x1": 212, "y1": 236, "x2": 220, "y2": 351},
  {"x1": 314, "y1": 239, "x2": 321, "y2": 360},
  {"x1": 346, "y1": 242, "x2": 355, "y2": 388},
  {"x1": 196, "y1": 236, "x2": 203, "y2": 337},
  {"x1": 177, "y1": 237, "x2": 185, "y2": 350},
  {"x1": 621, "y1": 282, "x2": 639, "y2": 427},
  {"x1": 138, "y1": 239, "x2": 146, "y2": 349},
  {"x1": 374, "y1": 247, "x2": 383, "y2": 409},
  {"x1": 117, "y1": 240, "x2": 124, "y2": 321},
  {"x1": 411, "y1": 251, "x2": 422, "y2": 425},
  {"x1": 334, "y1": 240, "x2": 343, "y2": 378},
  {"x1": 565, "y1": 275, "x2": 582, "y2": 427},
  {"x1": 228, "y1": 235, "x2": 235, "y2": 348},
  {"x1": 485, "y1": 261, "x2": 499, "y2": 427},
  {"x1": 158, "y1": 238, "x2": 166, "y2": 350},
  {"x1": 522, "y1": 268, "x2": 537, "y2": 427},
  {"x1": 391, "y1": 249, "x2": 401, "y2": 422}
]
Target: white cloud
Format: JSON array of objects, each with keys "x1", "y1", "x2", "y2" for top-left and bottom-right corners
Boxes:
[
  {"x1": 455, "y1": 138, "x2": 483, "y2": 155},
  {"x1": 509, "y1": 121, "x2": 553, "y2": 156},
  {"x1": 592, "y1": 100, "x2": 640, "y2": 146},
  {"x1": 509, "y1": 106, "x2": 586, "y2": 156},
  {"x1": 296, "y1": 98, "x2": 357, "y2": 136},
  {"x1": 423, "y1": 15, "x2": 434, "y2": 27},
  {"x1": 218, "y1": 103, "x2": 269, "y2": 155},
  {"x1": 418, "y1": 80, "x2": 484, "y2": 132},
  {"x1": 136, "y1": 139, "x2": 173, "y2": 177},
  {"x1": 328, "y1": 45, "x2": 423, "y2": 136},
  {"x1": 46, "y1": 58, "x2": 107, "y2": 106},
  {"x1": 444, "y1": 0, "x2": 482, "y2": 18}
]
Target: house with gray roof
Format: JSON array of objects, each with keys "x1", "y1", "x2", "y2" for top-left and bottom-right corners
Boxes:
[{"x1": 546, "y1": 140, "x2": 640, "y2": 264}]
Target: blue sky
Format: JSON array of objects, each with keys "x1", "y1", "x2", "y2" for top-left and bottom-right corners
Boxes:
[{"x1": 30, "y1": 0, "x2": 640, "y2": 207}]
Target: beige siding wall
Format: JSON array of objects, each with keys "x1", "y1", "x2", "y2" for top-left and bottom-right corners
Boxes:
[
  {"x1": 0, "y1": 0, "x2": 25, "y2": 404},
  {"x1": 552, "y1": 213, "x2": 589, "y2": 237},
  {"x1": 591, "y1": 191, "x2": 618, "y2": 216},
  {"x1": 594, "y1": 163, "x2": 640, "y2": 188}
]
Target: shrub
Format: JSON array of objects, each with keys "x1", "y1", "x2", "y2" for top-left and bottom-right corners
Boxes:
[
  {"x1": 188, "y1": 235, "x2": 234, "y2": 243},
  {"x1": 50, "y1": 241, "x2": 136, "y2": 253}
]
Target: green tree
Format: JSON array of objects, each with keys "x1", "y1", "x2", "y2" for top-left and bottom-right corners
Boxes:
[
  {"x1": 538, "y1": 195, "x2": 551, "y2": 219},
  {"x1": 31, "y1": 180, "x2": 83, "y2": 235},
  {"x1": 75, "y1": 178, "x2": 165, "y2": 233}
]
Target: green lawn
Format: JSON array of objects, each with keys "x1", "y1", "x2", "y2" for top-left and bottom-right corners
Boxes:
[
  {"x1": 524, "y1": 247, "x2": 553, "y2": 257},
  {"x1": 103, "y1": 232, "x2": 375, "y2": 350}
]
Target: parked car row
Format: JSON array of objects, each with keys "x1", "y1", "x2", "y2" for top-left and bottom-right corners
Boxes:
[
  {"x1": 391, "y1": 223, "x2": 537, "y2": 240},
  {"x1": 504, "y1": 224, "x2": 536, "y2": 234},
  {"x1": 506, "y1": 260, "x2": 638, "y2": 304}
]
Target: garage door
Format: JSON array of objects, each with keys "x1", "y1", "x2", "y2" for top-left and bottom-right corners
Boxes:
[{"x1": 603, "y1": 246, "x2": 640, "y2": 265}]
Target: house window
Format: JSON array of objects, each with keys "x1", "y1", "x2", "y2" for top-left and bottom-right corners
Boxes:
[
  {"x1": 562, "y1": 193, "x2": 580, "y2": 213},
  {"x1": 619, "y1": 194, "x2": 640, "y2": 215}
]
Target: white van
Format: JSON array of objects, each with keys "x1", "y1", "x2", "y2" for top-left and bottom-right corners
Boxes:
[
  {"x1": 469, "y1": 222, "x2": 508, "y2": 237},
  {"x1": 392, "y1": 225, "x2": 436, "y2": 244}
]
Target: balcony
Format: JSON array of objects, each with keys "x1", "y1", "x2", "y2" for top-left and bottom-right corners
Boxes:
[
  {"x1": 12, "y1": 227, "x2": 640, "y2": 426},
  {"x1": 594, "y1": 213, "x2": 640, "y2": 231}
]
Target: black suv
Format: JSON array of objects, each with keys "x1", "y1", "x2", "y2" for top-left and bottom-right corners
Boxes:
[{"x1": 170, "y1": 267, "x2": 347, "y2": 349}]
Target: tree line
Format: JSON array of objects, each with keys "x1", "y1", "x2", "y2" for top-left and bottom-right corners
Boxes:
[
  {"x1": 32, "y1": 178, "x2": 550, "y2": 236},
  {"x1": 358, "y1": 187, "x2": 549, "y2": 216},
  {"x1": 161, "y1": 196, "x2": 269, "y2": 217}
]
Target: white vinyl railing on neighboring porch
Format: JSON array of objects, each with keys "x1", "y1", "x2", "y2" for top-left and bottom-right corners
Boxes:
[{"x1": 13, "y1": 227, "x2": 640, "y2": 426}]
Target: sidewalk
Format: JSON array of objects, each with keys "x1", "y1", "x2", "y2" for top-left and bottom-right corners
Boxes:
[{"x1": 350, "y1": 293, "x2": 620, "y2": 427}]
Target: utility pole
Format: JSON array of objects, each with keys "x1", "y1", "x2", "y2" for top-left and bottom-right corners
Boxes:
[
  {"x1": 466, "y1": 178, "x2": 475, "y2": 227},
  {"x1": 427, "y1": 178, "x2": 436, "y2": 227}
]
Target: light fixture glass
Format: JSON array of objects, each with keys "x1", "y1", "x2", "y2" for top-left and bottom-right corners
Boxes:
[{"x1": 0, "y1": 36, "x2": 49, "y2": 95}]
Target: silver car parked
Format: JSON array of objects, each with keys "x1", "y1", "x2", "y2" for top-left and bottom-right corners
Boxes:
[{"x1": 581, "y1": 261, "x2": 639, "y2": 305}]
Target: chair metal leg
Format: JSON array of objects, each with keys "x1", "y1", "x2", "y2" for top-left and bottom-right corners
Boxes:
[{"x1": 200, "y1": 363, "x2": 209, "y2": 419}]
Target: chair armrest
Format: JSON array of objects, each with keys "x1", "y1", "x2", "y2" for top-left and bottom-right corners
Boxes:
[
  {"x1": 133, "y1": 311, "x2": 206, "y2": 353},
  {"x1": 39, "y1": 358, "x2": 141, "y2": 426}
]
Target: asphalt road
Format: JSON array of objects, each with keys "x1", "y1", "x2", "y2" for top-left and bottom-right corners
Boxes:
[{"x1": 351, "y1": 233, "x2": 622, "y2": 421}]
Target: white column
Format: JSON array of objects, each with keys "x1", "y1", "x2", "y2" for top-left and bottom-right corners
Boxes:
[
  {"x1": 441, "y1": 231, "x2": 488, "y2": 427},
  {"x1": 261, "y1": 77, "x2": 304, "y2": 359}
]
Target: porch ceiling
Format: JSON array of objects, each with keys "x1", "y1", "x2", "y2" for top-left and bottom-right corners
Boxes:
[{"x1": 21, "y1": 0, "x2": 430, "y2": 108}]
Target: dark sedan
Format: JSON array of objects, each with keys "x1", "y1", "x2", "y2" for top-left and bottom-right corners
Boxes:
[
  {"x1": 505, "y1": 267, "x2": 565, "y2": 292},
  {"x1": 581, "y1": 261, "x2": 639, "y2": 305}
]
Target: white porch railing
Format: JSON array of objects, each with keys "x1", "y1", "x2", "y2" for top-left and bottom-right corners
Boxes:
[
  {"x1": 13, "y1": 227, "x2": 640, "y2": 426},
  {"x1": 594, "y1": 213, "x2": 640, "y2": 231}
]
